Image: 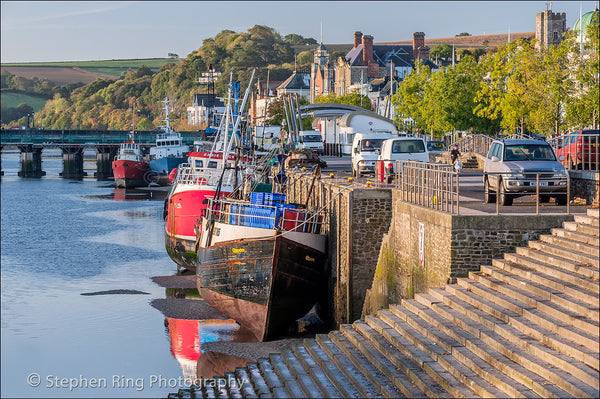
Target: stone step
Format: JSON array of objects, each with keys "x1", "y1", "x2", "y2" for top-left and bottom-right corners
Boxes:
[
  {"x1": 379, "y1": 307, "x2": 533, "y2": 398},
  {"x1": 246, "y1": 362, "x2": 273, "y2": 398},
  {"x1": 563, "y1": 220, "x2": 600, "y2": 237},
  {"x1": 280, "y1": 349, "x2": 325, "y2": 398},
  {"x1": 256, "y1": 358, "x2": 285, "y2": 394},
  {"x1": 456, "y1": 277, "x2": 534, "y2": 316},
  {"x1": 515, "y1": 246, "x2": 600, "y2": 281},
  {"x1": 360, "y1": 315, "x2": 462, "y2": 398},
  {"x1": 342, "y1": 322, "x2": 451, "y2": 398},
  {"x1": 303, "y1": 339, "x2": 364, "y2": 398},
  {"x1": 587, "y1": 208, "x2": 599, "y2": 218},
  {"x1": 328, "y1": 329, "x2": 405, "y2": 398},
  {"x1": 470, "y1": 270, "x2": 599, "y2": 337},
  {"x1": 483, "y1": 263, "x2": 600, "y2": 323},
  {"x1": 399, "y1": 300, "x2": 560, "y2": 398},
  {"x1": 445, "y1": 283, "x2": 599, "y2": 369},
  {"x1": 235, "y1": 368, "x2": 259, "y2": 399},
  {"x1": 553, "y1": 227, "x2": 600, "y2": 247},
  {"x1": 213, "y1": 376, "x2": 229, "y2": 398},
  {"x1": 529, "y1": 239, "x2": 599, "y2": 268},
  {"x1": 224, "y1": 371, "x2": 244, "y2": 399},
  {"x1": 539, "y1": 234, "x2": 600, "y2": 259},
  {"x1": 315, "y1": 334, "x2": 383, "y2": 398},
  {"x1": 268, "y1": 353, "x2": 306, "y2": 398},
  {"x1": 507, "y1": 251, "x2": 599, "y2": 295},
  {"x1": 574, "y1": 214, "x2": 600, "y2": 227},
  {"x1": 492, "y1": 258, "x2": 599, "y2": 308},
  {"x1": 291, "y1": 344, "x2": 344, "y2": 398},
  {"x1": 417, "y1": 291, "x2": 599, "y2": 396}
]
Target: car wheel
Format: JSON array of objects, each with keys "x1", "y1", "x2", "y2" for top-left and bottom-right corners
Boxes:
[
  {"x1": 498, "y1": 179, "x2": 513, "y2": 206},
  {"x1": 539, "y1": 194, "x2": 550, "y2": 203},
  {"x1": 484, "y1": 177, "x2": 496, "y2": 204},
  {"x1": 555, "y1": 194, "x2": 568, "y2": 206}
]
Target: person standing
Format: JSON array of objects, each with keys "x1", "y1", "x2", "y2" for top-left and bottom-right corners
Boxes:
[{"x1": 450, "y1": 144, "x2": 461, "y2": 164}]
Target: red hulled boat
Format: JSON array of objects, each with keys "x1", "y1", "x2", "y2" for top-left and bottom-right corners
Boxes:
[{"x1": 112, "y1": 132, "x2": 150, "y2": 188}]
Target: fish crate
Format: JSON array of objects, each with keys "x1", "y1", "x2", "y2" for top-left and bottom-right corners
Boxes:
[{"x1": 281, "y1": 209, "x2": 322, "y2": 233}]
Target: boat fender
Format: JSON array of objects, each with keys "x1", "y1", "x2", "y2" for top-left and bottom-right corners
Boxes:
[
  {"x1": 168, "y1": 168, "x2": 178, "y2": 182},
  {"x1": 195, "y1": 177, "x2": 207, "y2": 184}
]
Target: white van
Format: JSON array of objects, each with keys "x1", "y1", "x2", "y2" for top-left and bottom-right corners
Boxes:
[
  {"x1": 254, "y1": 125, "x2": 281, "y2": 153},
  {"x1": 351, "y1": 132, "x2": 395, "y2": 177},
  {"x1": 296, "y1": 130, "x2": 323, "y2": 154},
  {"x1": 379, "y1": 137, "x2": 429, "y2": 182}
]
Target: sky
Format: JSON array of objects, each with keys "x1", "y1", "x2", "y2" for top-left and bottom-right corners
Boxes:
[{"x1": 1, "y1": 1, "x2": 598, "y2": 63}]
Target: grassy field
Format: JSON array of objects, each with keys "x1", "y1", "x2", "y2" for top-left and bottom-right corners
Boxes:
[
  {"x1": 1, "y1": 91, "x2": 48, "y2": 111},
  {"x1": 1, "y1": 58, "x2": 180, "y2": 69}
]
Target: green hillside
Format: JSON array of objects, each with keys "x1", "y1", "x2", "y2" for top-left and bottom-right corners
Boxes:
[{"x1": 1, "y1": 91, "x2": 48, "y2": 111}]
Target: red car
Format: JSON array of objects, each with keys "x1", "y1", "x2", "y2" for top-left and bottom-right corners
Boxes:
[{"x1": 555, "y1": 129, "x2": 599, "y2": 169}]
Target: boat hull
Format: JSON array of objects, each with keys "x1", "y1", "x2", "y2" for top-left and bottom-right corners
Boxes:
[
  {"x1": 149, "y1": 156, "x2": 186, "y2": 186},
  {"x1": 196, "y1": 235, "x2": 326, "y2": 341},
  {"x1": 112, "y1": 160, "x2": 150, "y2": 188}
]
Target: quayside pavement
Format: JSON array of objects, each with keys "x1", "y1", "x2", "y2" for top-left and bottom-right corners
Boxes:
[{"x1": 170, "y1": 207, "x2": 599, "y2": 398}]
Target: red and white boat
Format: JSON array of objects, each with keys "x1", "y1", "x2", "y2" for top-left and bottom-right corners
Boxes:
[
  {"x1": 112, "y1": 131, "x2": 150, "y2": 188},
  {"x1": 164, "y1": 70, "x2": 254, "y2": 272}
]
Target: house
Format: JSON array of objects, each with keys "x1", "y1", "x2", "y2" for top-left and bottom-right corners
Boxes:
[
  {"x1": 186, "y1": 93, "x2": 224, "y2": 129},
  {"x1": 276, "y1": 71, "x2": 311, "y2": 100}
]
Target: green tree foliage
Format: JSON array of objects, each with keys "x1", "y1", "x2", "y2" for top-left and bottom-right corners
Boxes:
[
  {"x1": 284, "y1": 34, "x2": 317, "y2": 45},
  {"x1": 313, "y1": 92, "x2": 372, "y2": 110},
  {"x1": 430, "y1": 44, "x2": 452, "y2": 60},
  {"x1": 456, "y1": 32, "x2": 471, "y2": 37}
]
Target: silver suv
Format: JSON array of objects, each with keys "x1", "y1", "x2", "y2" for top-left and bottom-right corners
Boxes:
[{"x1": 483, "y1": 139, "x2": 568, "y2": 206}]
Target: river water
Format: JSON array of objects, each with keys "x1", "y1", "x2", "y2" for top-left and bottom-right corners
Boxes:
[{"x1": 0, "y1": 150, "x2": 240, "y2": 398}]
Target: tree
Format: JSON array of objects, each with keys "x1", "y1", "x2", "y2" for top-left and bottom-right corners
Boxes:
[
  {"x1": 314, "y1": 92, "x2": 372, "y2": 110},
  {"x1": 391, "y1": 61, "x2": 431, "y2": 133},
  {"x1": 456, "y1": 32, "x2": 471, "y2": 37},
  {"x1": 284, "y1": 34, "x2": 317, "y2": 45},
  {"x1": 430, "y1": 44, "x2": 452, "y2": 60}
]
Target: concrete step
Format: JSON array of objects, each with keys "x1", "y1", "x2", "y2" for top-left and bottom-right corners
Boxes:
[
  {"x1": 445, "y1": 283, "x2": 599, "y2": 369},
  {"x1": 315, "y1": 334, "x2": 383, "y2": 398},
  {"x1": 480, "y1": 263, "x2": 599, "y2": 322},
  {"x1": 553, "y1": 227, "x2": 600, "y2": 247},
  {"x1": 224, "y1": 371, "x2": 244, "y2": 398},
  {"x1": 280, "y1": 349, "x2": 325, "y2": 398},
  {"x1": 470, "y1": 270, "x2": 600, "y2": 337},
  {"x1": 563, "y1": 220, "x2": 600, "y2": 237},
  {"x1": 235, "y1": 368, "x2": 259, "y2": 398},
  {"x1": 268, "y1": 353, "x2": 306, "y2": 398},
  {"x1": 456, "y1": 277, "x2": 534, "y2": 316},
  {"x1": 492, "y1": 258, "x2": 599, "y2": 308},
  {"x1": 515, "y1": 246, "x2": 600, "y2": 281},
  {"x1": 213, "y1": 376, "x2": 232, "y2": 398},
  {"x1": 574, "y1": 214, "x2": 600, "y2": 227},
  {"x1": 528, "y1": 239, "x2": 599, "y2": 268},
  {"x1": 246, "y1": 362, "x2": 273, "y2": 398},
  {"x1": 303, "y1": 339, "x2": 364, "y2": 398},
  {"x1": 400, "y1": 300, "x2": 559, "y2": 398},
  {"x1": 380, "y1": 306, "x2": 534, "y2": 398},
  {"x1": 539, "y1": 234, "x2": 600, "y2": 260},
  {"x1": 257, "y1": 357, "x2": 293, "y2": 398},
  {"x1": 587, "y1": 207, "x2": 599, "y2": 219},
  {"x1": 350, "y1": 319, "x2": 451, "y2": 398},
  {"x1": 291, "y1": 345, "x2": 344, "y2": 398},
  {"x1": 328, "y1": 329, "x2": 405, "y2": 398},
  {"x1": 502, "y1": 252, "x2": 599, "y2": 297},
  {"x1": 417, "y1": 291, "x2": 598, "y2": 396}
]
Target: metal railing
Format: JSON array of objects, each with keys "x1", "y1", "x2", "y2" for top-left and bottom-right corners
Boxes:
[
  {"x1": 483, "y1": 171, "x2": 571, "y2": 215},
  {"x1": 387, "y1": 161, "x2": 572, "y2": 215},
  {"x1": 174, "y1": 163, "x2": 238, "y2": 187},
  {"x1": 393, "y1": 161, "x2": 460, "y2": 214},
  {"x1": 549, "y1": 132, "x2": 599, "y2": 171},
  {"x1": 453, "y1": 134, "x2": 494, "y2": 157},
  {"x1": 204, "y1": 197, "x2": 324, "y2": 234}
]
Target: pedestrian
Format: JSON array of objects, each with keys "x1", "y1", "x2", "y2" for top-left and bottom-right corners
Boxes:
[{"x1": 450, "y1": 144, "x2": 461, "y2": 164}]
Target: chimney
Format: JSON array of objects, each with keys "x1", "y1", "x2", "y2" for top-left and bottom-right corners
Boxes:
[
  {"x1": 362, "y1": 34, "x2": 374, "y2": 64},
  {"x1": 354, "y1": 31, "x2": 363, "y2": 48},
  {"x1": 412, "y1": 32, "x2": 425, "y2": 59}
]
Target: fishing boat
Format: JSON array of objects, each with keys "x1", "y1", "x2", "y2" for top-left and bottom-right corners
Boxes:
[
  {"x1": 195, "y1": 190, "x2": 327, "y2": 342},
  {"x1": 112, "y1": 130, "x2": 150, "y2": 188},
  {"x1": 148, "y1": 98, "x2": 189, "y2": 186},
  {"x1": 164, "y1": 70, "x2": 255, "y2": 273}
]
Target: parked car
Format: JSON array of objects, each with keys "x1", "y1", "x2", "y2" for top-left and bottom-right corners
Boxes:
[
  {"x1": 426, "y1": 140, "x2": 447, "y2": 162},
  {"x1": 555, "y1": 129, "x2": 599, "y2": 170},
  {"x1": 351, "y1": 132, "x2": 394, "y2": 177},
  {"x1": 379, "y1": 137, "x2": 429, "y2": 183},
  {"x1": 483, "y1": 139, "x2": 568, "y2": 206}
]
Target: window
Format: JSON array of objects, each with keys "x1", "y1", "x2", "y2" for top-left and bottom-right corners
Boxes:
[
  {"x1": 392, "y1": 139, "x2": 425, "y2": 154},
  {"x1": 504, "y1": 144, "x2": 556, "y2": 161}
]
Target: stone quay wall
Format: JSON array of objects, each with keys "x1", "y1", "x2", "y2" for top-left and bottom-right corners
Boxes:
[
  {"x1": 362, "y1": 193, "x2": 576, "y2": 316},
  {"x1": 569, "y1": 170, "x2": 599, "y2": 205},
  {"x1": 286, "y1": 171, "x2": 392, "y2": 327}
]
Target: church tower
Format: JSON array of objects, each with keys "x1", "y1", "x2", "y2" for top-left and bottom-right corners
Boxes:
[{"x1": 535, "y1": 4, "x2": 567, "y2": 50}]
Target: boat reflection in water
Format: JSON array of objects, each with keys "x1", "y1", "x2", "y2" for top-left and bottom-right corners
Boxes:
[{"x1": 165, "y1": 318, "x2": 254, "y2": 382}]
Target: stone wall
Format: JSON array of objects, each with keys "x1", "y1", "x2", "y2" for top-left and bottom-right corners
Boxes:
[
  {"x1": 569, "y1": 170, "x2": 600, "y2": 205},
  {"x1": 362, "y1": 192, "x2": 576, "y2": 316},
  {"x1": 286, "y1": 171, "x2": 392, "y2": 327}
]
